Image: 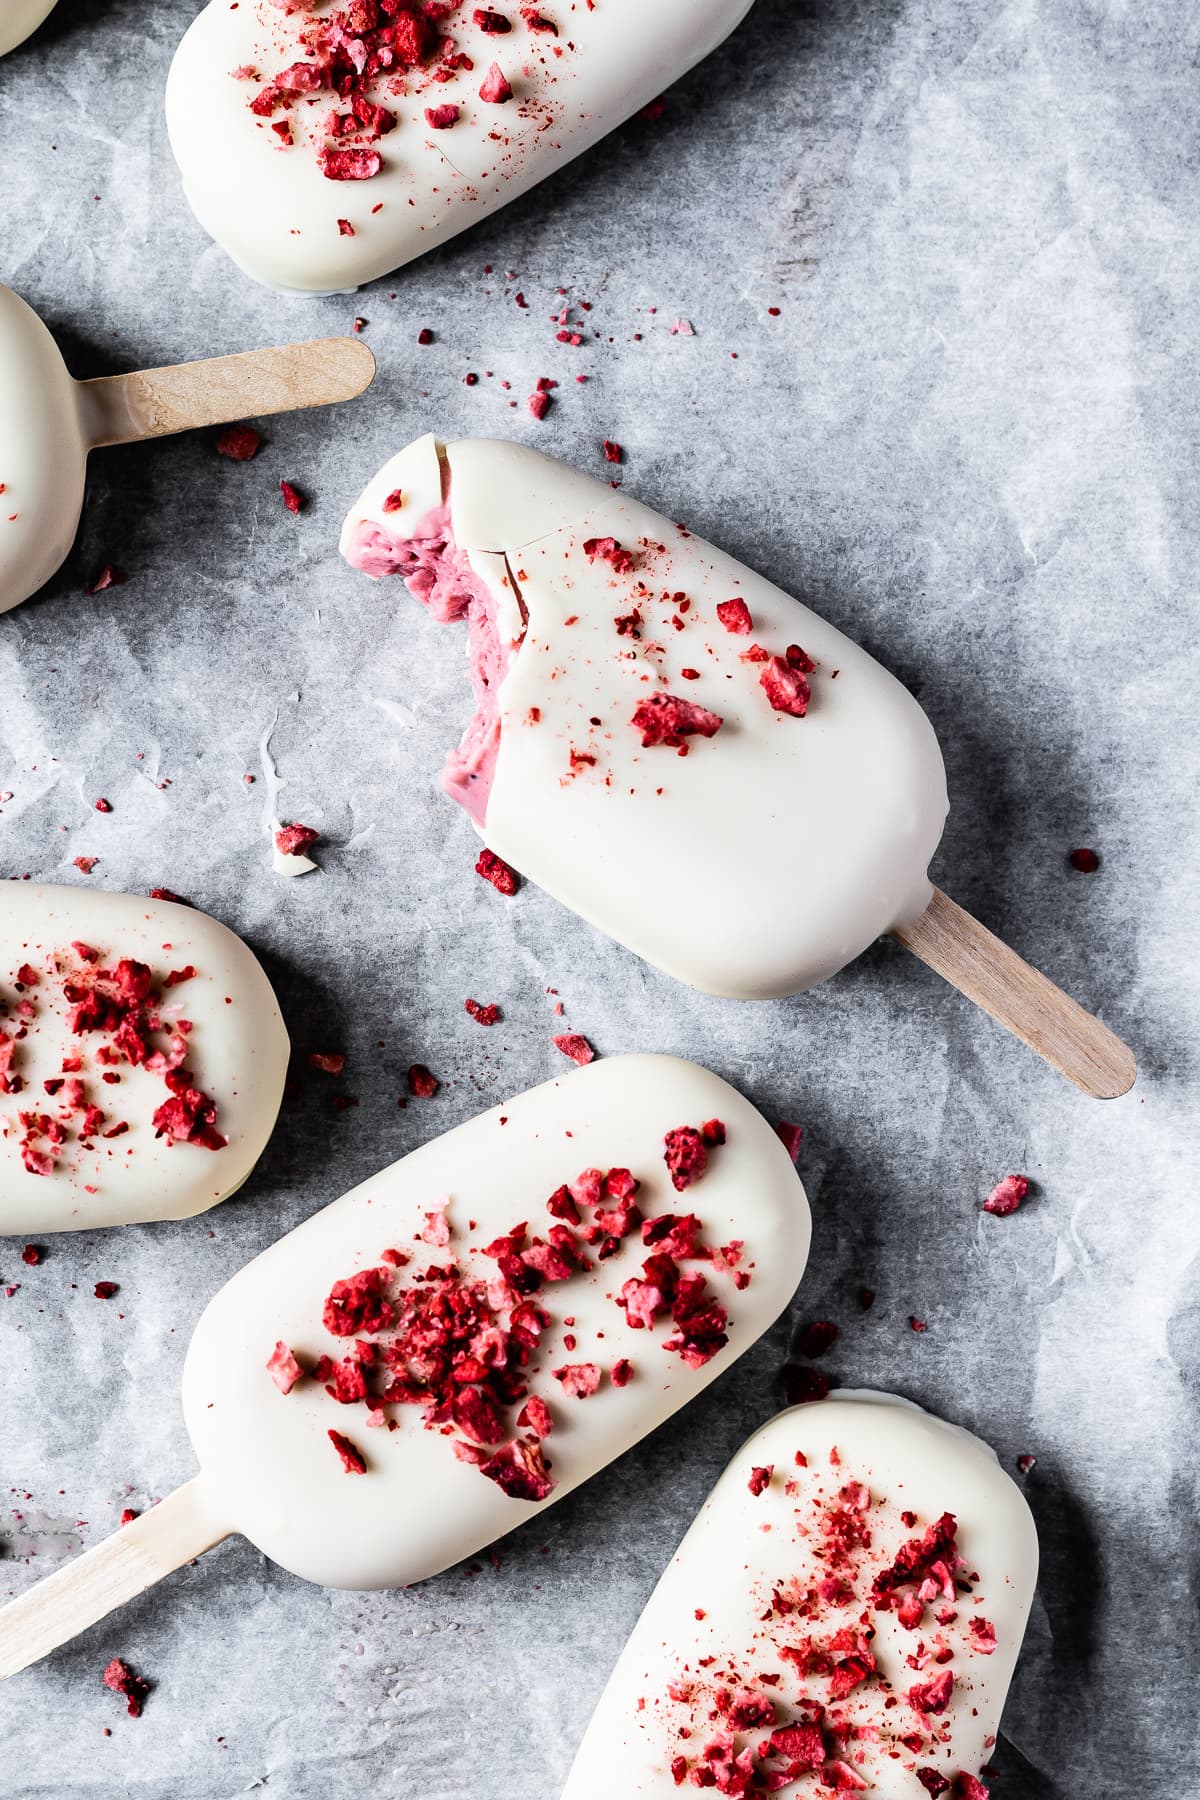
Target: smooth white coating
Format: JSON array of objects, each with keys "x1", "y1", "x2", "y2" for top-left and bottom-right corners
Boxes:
[
  {"x1": 166, "y1": 0, "x2": 755, "y2": 294},
  {"x1": 562, "y1": 1393, "x2": 1039, "y2": 1797},
  {"x1": 0, "y1": 0, "x2": 57, "y2": 56},
  {"x1": 183, "y1": 1054, "x2": 811, "y2": 1588},
  {"x1": 0, "y1": 886, "x2": 289, "y2": 1233},
  {"x1": 0, "y1": 284, "x2": 86, "y2": 616},
  {"x1": 342, "y1": 436, "x2": 950, "y2": 999}
]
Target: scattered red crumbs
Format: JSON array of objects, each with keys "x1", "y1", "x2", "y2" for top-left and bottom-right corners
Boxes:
[
  {"x1": 465, "y1": 998, "x2": 502, "y2": 1027},
  {"x1": 275, "y1": 823, "x2": 319, "y2": 857},
  {"x1": 983, "y1": 1174, "x2": 1029, "y2": 1217},
  {"x1": 798, "y1": 1320, "x2": 838, "y2": 1359},
  {"x1": 215, "y1": 424, "x2": 260, "y2": 461},
  {"x1": 21, "y1": 1244, "x2": 41, "y2": 1265},
  {"x1": 85, "y1": 565, "x2": 126, "y2": 596},
  {"x1": 748, "y1": 1464, "x2": 773, "y2": 1496},
  {"x1": 553, "y1": 1033, "x2": 594, "y2": 1066},
  {"x1": 94, "y1": 1281, "x2": 119, "y2": 1299},
  {"x1": 632, "y1": 694, "x2": 724, "y2": 750},
  {"x1": 267, "y1": 1340, "x2": 303, "y2": 1394},
  {"x1": 603, "y1": 440, "x2": 623, "y2": 464},
  {"x1": 308, "y1": 1051, "x2": 346, "y2": 1076},
  {"x1": 716, "y1": 597, "x2": 752, "y2": 635},
  {"x1": 279, "y1": 480, "x2": 305, "y2": 514},
  {"x1": 775, "y1": 1122, "x2": 804, "y2": 1162},
  {"x1": 94, "y1": 798, "x2": 113, "y2": 814},
  {"x1": 761, "y1": 655, "x2": 811, "y2": 717},
  {"x1": 1068, "y1": 847, "x2": 1099, "y2": 872},
  {"x1": 407, "y1": 1064, "x2": 439, "y2": 1098},
  {"x1": 476, "y1": 848, "x2": 519, "y2": 896},
  {"x1": 328, "y1": 1428, "x2": 366, "y2": 1474},
  {"x1": 102, "y1": 1658, "x2": 149, "y2": 1718}
]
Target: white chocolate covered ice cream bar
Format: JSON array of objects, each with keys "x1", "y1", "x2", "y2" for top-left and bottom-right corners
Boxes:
[
  {"x1": 0, "y1": 1054, "x2": 810, "y2": 1674},
  {"x1": 561, "y1": 1393, "x2": 1038, "y2": 1798},
  {"x1": 0, "y1": 885, "x2": 288, "y2": 1234},
  {"x1": 165, "y1": 0, "x2": 755, "y2": 294},
  {"x1": 0, "y1": 0, "x2": 57, "y2": 57}
]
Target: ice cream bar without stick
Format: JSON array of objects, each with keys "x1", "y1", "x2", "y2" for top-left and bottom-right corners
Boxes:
[
  {"x1": 561, "y1": 1393, "x2": 1038, "y2": 1800},
  {"x1": 0, "y1": 1054, "x2": 811, "y2": 1676},
  {"x1": 0, "y1": 0, "x2": 57, "y2": 57},
  {"x1": 166, "y1": 0, "x2": 755, "y2": 295},
  {"x1": 0, "y1": 281, "x2": 376, "y2": 615},
  {"x1": 0, "y1": 885, "x2": 289, "y2": 1233},
  {"x1": 341, "y1": 436, "x2": 1136, "y2": 1101}
]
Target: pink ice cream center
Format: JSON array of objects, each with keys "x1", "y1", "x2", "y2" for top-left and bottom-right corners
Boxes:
[{"x1": 347, "y1": 503, "x2": 514, "y2": 827}]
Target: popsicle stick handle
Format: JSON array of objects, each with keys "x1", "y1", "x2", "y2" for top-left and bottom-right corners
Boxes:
[
  {"x1": 892, "y1": 887, "x2": 1136, "y2": 1100},
  {"x1": 78, "y1": 336, "x2": 376, "y2": 448},
  {"x1": 0, "y1": 1478, "x2": 230, "y2": 1681}
]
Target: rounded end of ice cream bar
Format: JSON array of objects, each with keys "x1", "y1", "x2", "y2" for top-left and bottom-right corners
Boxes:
[
  {"x1": 0, "y1": 0, "x2": 58, "y2": 57},
  {"x1": 0, "y1": 282, "x2": 88, "y2": 615}
]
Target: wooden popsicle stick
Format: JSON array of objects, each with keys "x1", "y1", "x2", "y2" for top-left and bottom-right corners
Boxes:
[
  {"x1": 892, "y1": 887, "x2": 1136, "y2": 1100},
  {"x1": 78, "y1": 336, "x2": 376, "y2": 448},
  {"x1": 0, "y1": 1478, "x2": 229, "y2": 1681}
]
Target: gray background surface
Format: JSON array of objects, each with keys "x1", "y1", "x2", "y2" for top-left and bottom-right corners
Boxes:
[{"x1": 1, "y1": 0, "x2": 1197, "y2": 1794}]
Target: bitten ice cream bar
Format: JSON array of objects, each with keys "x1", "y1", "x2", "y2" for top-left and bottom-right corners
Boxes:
[
  {"x1": 341, "y1": 434, "x2": 1136, "y2": 1099},
  {"x1": 561, "y1": 1393, "x2": 1038, "y2": 1799},
  {"x1": 0, "y1": 885, "x2": 288, "y2": 1234},
  {"x1": 166, "y1": 0, "x2": 755, "y2": 294},
  {"x1": 0, "y1": 1055, "x2": 810, "y2": 1670}
]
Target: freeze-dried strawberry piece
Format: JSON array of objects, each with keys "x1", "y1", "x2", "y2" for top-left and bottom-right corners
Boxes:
[
  {"x1": 382, "y1": 489, "x2": 405, "y2": 513},
  {"x1": 603, "y1": 439, "x2": 622, "y2": 464},
  {"x1": 20, "y1": 1245, "x2": 41, "y2": 1266},
  {"x1": 983, "y1": 1174, "x2": 1028, "y2": 1216},
  {"x1": 765, "y1": 1723, "x2": 825, "y2": 1770},
  {"x1": 611, "y1": 1357, "x2": 633, "y2": 1387},
  {"x1": 215, "y1": 424, "x2": 260, "y2": 460},
  {"x1": 873, "y1": 1512, "x2": 959, "y2": 1604},
  {"x1": 276, "y1": 823, "x2": 319, "y2": 857},
  {"x1": 748, "y1": 1464, "x2": 773, "y2": 1496},
  {"x1": 583, "y1": 536, "x2": 635, "y2": 574},
  {"x1": 267, "y1": 1340, "x2": 303, "y2": 1394},
  {"x1": 453, "y1": 1386, "x2": 507, "y2": 1444},
  {"x1": 280, "y1": 479, "x2": 305, "y2": 513},
  {"x1": 152, "y1": 1082, "x2": 228, "y2": 1151},
  {"x1": 308, "y1": 1051, "x2": 345, "y2": 1076},
  {"x1": 94, "y1": 797, "x2": 113, "y2": 813},
  {"x1": 73, "y1": 855, "x2": 99, "y2": 874},
  {"x1": 631, "y1": 693, "x2": 723, "y2": 749},
  {"x1": 528, "y1": 390, "x2": 550, "y2": 420},
  {"x1": 785, "y1": 644, "x2": 816, "y2": 673},
  {"x1": 782, "y1": 1362, "x2": 829, "y2": 1404},
  {"x1": 85, "y1": 567, "x2": 126, "y2": 596},
  {"x1": 425, "y1": 102, "x2": 459, "y2": 128},
  {"x1": 325, "y1": 1356, "x2": 368, "y2": 1404},
  {"x1": 480, "y1": 1437, "x2": 554, "y2": 1501},
  {"x1": 328, "y1": 1428, "x2": 366, "y2": 1473},
  {"x1": 321, "y1": 146, "x2": 382, "y2": 180},
  {"x1": 522, "y1": 6, "x2": 556, "y2": 29},
  {"x1": 474, "y1": 6, "x2": 511, "y2": 28},
  {"x1": 909, "y1": 1670, "x2": 954, "y2": 1716},
  {"x1": 407, "y1": 1063, "x2": 438, "y2": 1098},
  {"x1": 760, "y1": 654, "x2": 810, "y2": 717},
  {"x1": 94, "y1": 1281, "x2": 119, "y2": 1299},
  {"x1": 479, "y1": 62, "x2": 512, "y2": 102},
  {"x1": 553, "y1": 1361, "x2": 601, "y2": 1398},
  {"x1": 663, "y1": 1125, "x2": 708, "y2": 1191},
  {"x1": 466, "y1": 997, "x2": 501, "y2": 1026},
  {"x1": 337, "y1": 218, "x2": 355, "y2": 237},
  {"x1": 476, "y1": 848, "x2": 519, "y2": 895},
  {"x1": 102, "y1": 1658, "x2": 149, "y2": 1717},
  {"x1": 641, "y1": 1212, "x2": 700, "y2": 1259},
  {"x1": 323, "y1": 1267, "x2": 393, "y2": 1336},
  {"x1": 1068, "y1": 847, "x2": 1099, "y2": 872},
  {"x1": 716, "y1": 597, "x2": 752, "y2": 635},
  {"x1": 954, "y1": 1777, "x2": 989, "y2": 1800},
  {"x1": 916, "y1": 1775, "x2": 951, "y2": 1798},
  {"x1": 517, "y1": 1394, "x2": 553, "y2": 1438},
  {"x1": 663, "y1": 1274, "x2": 728, "y2": 1367},
  {"x1": 775, "y1": 1121, "x2": 803, "y2": 1161},
  {"x1": 968, "y1": 1617, "x2": 997, "y2": 1654},
  {"x1": 798, "y1": 1319, "x2": 838, "y2": 1358},
  {"x1": 553, "y1": 1033, "x2": 594, "y2": 1066}
]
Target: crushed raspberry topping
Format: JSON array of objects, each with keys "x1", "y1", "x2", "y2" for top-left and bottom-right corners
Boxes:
[
  {"x1": 553, "y1": 1033, "x2": 594, "y2": 1066},
  {"x1": 632, "y1": 694, "x2": 724, "y2": 750},
  {"x1": 982, "y1": 1174, "x2": 1028, "y2": 1217},
  {"x1": 465, "y1": 997, "x2": 501, "y2": 1026},
  {"x1": 761, "y1": 655, "x2": 811, "y2": 718},
  {"x1": 215, "y1": 424, "x2": 260, "y2": 460},
  {"x1": 583, "y1": 536, "x2": 636, "y2": 574},
  {"x1": 276, "y1": 823, "x2": 319, "y2": 857},
  {"x1": 407, "y1": 1063, "x2": 439, "y2": 1098},
  {"x1": 656, "y1": 1452, "x2": 994, "y2": 1793},
  {"x1": 476, "y1": 847, "x2": 519, "y2": 895},
  {"x1": 716, "y1": 597, "x2": 753, "y2": 635},
  {"x1": 1, "y1": 947, "x2": 228, "y2": 1172},
  {"x1": 663, "y1": 1119, "x2": 725, "y2": 1192},
  {"x1": 273, "y1": 1150, "x2": 748, "y2": 1501},
  {"x1": 479, "y1": 62, "x2": 512, "y2": 102},
  {"x1": 102, "y1": 1658, "x2": 149, "y2": 1717}
]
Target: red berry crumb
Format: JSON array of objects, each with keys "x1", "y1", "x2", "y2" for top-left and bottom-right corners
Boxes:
[
  {"x1": 553, "y1": 1033, "x2": 594, "y2": 1066},
  {"x1": 328, "y1": 1428, "x2": 367, "y2": 1473},
  {"x1": 465, "y1": 998, "x2": 501, "y2": 1027},
  {"x1": 983, "y1": 1174, "x2": 1029, "y2": 1217},
  {"x1": 267, "y1": 1340, "x2": 303, "y2": 1394},
  {"x1": 21, "y1": 1245, "x2": 41, "y2": 1266},
  {"x1": 215, "y1": 424, "x2": 260, "y2": 461},
  {"x1": 476, "y1": 848, "x2": 519, "y2": 895},
  {"x1": 280, "y1": 480, "x2": 305, "y2": 514},
  {"x1": 275, "y1": 823, "x2": 319, "y2": 857},
  {"x1": 748, "y1": 1464, "x2": 773, "y2": 1496},
  {"x1": 631, "y1": 693, "x2": 723, "y2": 749},
  {"x1": 1069, "y1": 847, "x2": 1099, "y2": 872},
  {"x1": 407, "y1": 1064, "x2": 438, "y2": 1098},
  {"x1": 102, "y1": 1658, "x2": 149, "y2": 1718},
  {"x1": 94, "y1": 1281, "x2": 119, "y2": 1299},
  {"x1": 716, "y1": 597, "x2": 752, "y2": 635},
  {"x1": 798, "y1": 1319, "x2": 838, "y2": 1359}
]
